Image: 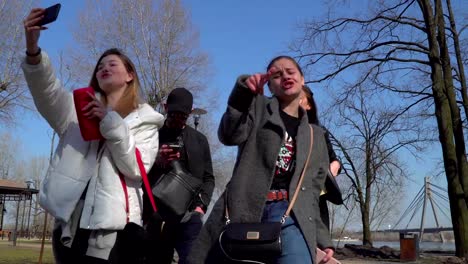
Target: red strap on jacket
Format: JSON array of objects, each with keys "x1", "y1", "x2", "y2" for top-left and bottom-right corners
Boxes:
[
  {"x1": 118, "y1": 148, "x2": 157, "y2": 223},
  {"x1": 136, "y1": 149, "x2": 157, "y2": 212},
  {"x1": 118, "y1": 173, "x2": 130, "y2": 223}
]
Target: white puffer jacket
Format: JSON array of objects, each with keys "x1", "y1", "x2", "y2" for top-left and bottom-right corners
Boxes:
[{"x1": 22, "y1": 52, "x2": 164, "y2": 230}]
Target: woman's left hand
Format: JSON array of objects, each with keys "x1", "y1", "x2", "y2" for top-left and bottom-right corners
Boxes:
[
  {"x1": 320, "y1": 248, "x2": 335, "y2": 263},
  {"x1": 82, "y1": 92, "x2": 108, "y2": 120}
]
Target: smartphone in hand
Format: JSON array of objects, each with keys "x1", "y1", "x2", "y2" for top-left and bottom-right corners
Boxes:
[
  {"x1": 316, "y1": 248, "x2": 341, "y2": 264},
  {"x1": 168, "y1": 144, "x2": 181, "y2": 153},
  {"x1": 39, "y1": 3, "x2": 61, "y2": 26}
]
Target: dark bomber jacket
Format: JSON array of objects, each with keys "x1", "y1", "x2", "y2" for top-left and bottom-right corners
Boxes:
[{"x1": 143, "y1": 124, "x2": 214, "y2": 220}]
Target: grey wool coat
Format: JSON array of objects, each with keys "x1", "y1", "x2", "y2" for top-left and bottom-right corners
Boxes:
[{"x1": 188, "y1": 76, "x2": 333, "y2": 263}]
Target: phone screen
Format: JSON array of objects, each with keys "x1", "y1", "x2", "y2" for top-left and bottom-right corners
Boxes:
[
  {"x1": 168, "y1": 144, "x2": 181, "y2": 152},
  {"x1": 39, "y1": 3, "x2": 61, "y2": 26}
]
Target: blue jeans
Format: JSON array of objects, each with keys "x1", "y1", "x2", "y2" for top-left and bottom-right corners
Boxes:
[{"x1": 262, "y1": 200, "x2": 312, "y2": 264}]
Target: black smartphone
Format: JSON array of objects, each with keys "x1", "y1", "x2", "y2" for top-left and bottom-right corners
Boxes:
[{"x1": 39, "y1": 3, "x2": 61, "y2": 26}]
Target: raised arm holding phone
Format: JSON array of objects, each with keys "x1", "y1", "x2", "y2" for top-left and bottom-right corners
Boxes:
[{"x1": 22, "y1": 6, "x2": 164, "y2": 264}]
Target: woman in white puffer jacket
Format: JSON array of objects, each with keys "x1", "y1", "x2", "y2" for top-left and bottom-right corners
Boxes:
[{"x1": 22, "y1": 8, "x2": 164, "y2": 264}]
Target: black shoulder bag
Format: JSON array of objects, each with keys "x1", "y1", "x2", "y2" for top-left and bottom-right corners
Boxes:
[
  {"x1": 218, "y1": 125, "x2": 314, "y2": 263},
  {"x1": 152, "y1": 160, "x2": 202, "y2": 217}
]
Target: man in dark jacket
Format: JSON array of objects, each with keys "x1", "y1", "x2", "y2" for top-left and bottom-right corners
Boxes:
[{"x1": 143, "y1": 87, "x2": 215, "y2": 264}]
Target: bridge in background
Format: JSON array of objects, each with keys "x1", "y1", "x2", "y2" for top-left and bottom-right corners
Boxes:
[{"x1": 376, "y1": 177, "x2": 452, "y2": 242}]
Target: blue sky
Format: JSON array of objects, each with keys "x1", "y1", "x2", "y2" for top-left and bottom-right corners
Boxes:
[
  {"x1": 14, "y1": 0, "x2": 328, "y2": 159},
  {"x1": 4, "y1": 0, "x2": 456, "y2": 228}
]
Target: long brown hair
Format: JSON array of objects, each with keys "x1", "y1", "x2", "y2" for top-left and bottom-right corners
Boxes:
[
  {"x1": 89, "y1": 48, "x2": 141, "y2": 117},
  {"x1": 302, "y1": 85, "x2": 320, "y2": 125}
]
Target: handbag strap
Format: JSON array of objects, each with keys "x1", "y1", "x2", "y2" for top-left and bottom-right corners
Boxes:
[
  {"x1": 224, "y1": 125, "x2": 314, "y2": 224},
  {"x1": 118, "y1": 148, "x2": 158, "y2": 223},
  {"x1": 281, "y1": 125, "x2": 313, "y2": 223}
]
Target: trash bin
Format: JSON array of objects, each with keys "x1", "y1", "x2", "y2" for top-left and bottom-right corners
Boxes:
[{"x1": 400, "y1": 233, "x2": 419, "y2": 261}]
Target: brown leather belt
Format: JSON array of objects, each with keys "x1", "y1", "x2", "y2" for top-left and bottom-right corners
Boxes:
[{"x1": 266, "y1": 189, "x2": 289, "y2": 201}]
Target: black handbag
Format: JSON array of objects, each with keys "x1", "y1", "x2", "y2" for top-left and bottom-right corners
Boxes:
[
  {"x1": 219, "y1": 125, "x2": 314, "y2": 264},
  {"x1": 152, "y1": 160, "x2": 202, "y2": 217},
  {"x1": 219, "y1": 222, "x2": 282, "y2": 263}
]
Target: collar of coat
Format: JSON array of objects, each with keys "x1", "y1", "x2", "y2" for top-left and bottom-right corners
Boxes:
[{"x1": 264, "y1": 97, "x2": 315, "y2": 191}]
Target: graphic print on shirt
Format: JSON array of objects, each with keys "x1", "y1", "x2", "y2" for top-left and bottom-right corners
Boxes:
[{"x1": 274, "y1": 132, "x2": 296, "y2": 177}]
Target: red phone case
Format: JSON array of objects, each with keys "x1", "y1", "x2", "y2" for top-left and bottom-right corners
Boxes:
[{"x1": 73, "y1": 87, "x2": 103, "y2": 141}]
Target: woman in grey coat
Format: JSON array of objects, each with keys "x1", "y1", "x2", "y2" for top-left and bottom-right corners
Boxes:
[{"x1": 188, "y1": 56, "x2": 335, "y2": 264}]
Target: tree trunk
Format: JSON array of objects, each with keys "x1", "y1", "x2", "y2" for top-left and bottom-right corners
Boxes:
[
  {"x1": 362, "y1": 144, "x2": 373, "y2": 246},
  {"x1": 435, "y1": 0, "x2": 468, "y2": 195},
  {"x1": 361, "y1": 202, "x2": 372, "y2": 246},
  {"x1": 418, "y1": 0, "x2": 468, "y2": 257},
  {"x1": 445, "y1": 0, "x2": 468, "y2": 123},
  {"x1": 435, "y1": 0, "x2": 468, "y2": 257}
]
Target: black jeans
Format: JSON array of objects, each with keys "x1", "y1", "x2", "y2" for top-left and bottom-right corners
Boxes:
[
  {"x1": 53, "y1": 227, "x2": 114, "y2": 264},
  {"x1": 146, "y1": 212, "x2": 203, "y2": 264},
  {"x1": 52, "y1": 226, "x2": 139, "y2": 264}
]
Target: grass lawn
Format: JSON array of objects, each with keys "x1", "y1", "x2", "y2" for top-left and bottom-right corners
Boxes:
[{"x1": 0, "y1": 240, "x2": 54, "y2": 264}]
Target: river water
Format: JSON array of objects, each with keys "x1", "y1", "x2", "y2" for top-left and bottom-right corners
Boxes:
[{"x1": 334, "y1": 240, "x2": 456, "y2": 251}]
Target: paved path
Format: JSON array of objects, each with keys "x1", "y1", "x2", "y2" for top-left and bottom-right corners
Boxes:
[{"x1": 0, "y1": 239, "x2": 52, "y2": 249}]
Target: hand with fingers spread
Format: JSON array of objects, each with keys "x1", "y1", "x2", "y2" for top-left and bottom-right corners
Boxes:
[
  {"x1": 82, "y1": 92, "x2": 108, "y2": 120},
  {"x1": 245, "y1": 67, "x2": 280, "y2": 95},
  {"x1": 23, "y1": 8, "x2": 47, "y2": 56}
]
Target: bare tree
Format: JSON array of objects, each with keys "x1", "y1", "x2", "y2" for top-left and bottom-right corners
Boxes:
[
  {"x1": 293, "y1": 0, "x2": 468, "y2": 255},
  {"x1": 445, "y1": 0, "x2": 468, "y2": 123},
  {"x1": 68, "y1": 0, "x2": 209, "y2": 109},
  {"x1": 0, "y1": 133, "x2": 22, "y2": 179},
  {"x1": 326, "y1": 86, "x2": 428, "y2": 245},
  {"x1": 0, "y1": 0, "x2": 34, "y2": 125}
]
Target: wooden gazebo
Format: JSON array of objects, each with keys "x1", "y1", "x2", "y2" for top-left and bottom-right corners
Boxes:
[{"x1": 0, "y1": 179, "x2": 39, "y2": 246}]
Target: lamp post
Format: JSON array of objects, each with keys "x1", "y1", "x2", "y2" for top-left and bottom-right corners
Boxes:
[
  {"x1": 25, "y1": 180, "x2": 34, "y2": 239},
  {"x1": 13, "y1": 195, "x2": 20, "y2": 246},
  {"x1": 192, "y1": 108, "x2": 207, "y2": 130},
  {"x1": 0, "y1": 197, "x2": 5, "y2": 232},
  {"x1": 19, "y1": 180, "x2": 32, "y2": 240}
]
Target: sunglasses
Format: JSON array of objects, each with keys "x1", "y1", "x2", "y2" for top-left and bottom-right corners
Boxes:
[{"x1": 167, "y1": 112, "x2": 189, "y2": 119}]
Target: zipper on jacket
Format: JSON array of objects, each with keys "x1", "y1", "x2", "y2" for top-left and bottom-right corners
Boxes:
[{"x1": 87, "y1": 141, "x2": 104, "y2": 228}]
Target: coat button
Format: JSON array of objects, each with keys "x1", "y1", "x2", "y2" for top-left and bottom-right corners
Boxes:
[
  {"x1": 308, "y1": 216, "x2": 313, "y2": 221},
  {"x1": 301, "y1": 187, "x2": 307, "y2": 191}
]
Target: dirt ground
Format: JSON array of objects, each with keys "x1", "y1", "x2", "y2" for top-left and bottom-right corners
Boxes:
[{"x1": 340, "y1": 254, "x2": 463, "y2": 264}]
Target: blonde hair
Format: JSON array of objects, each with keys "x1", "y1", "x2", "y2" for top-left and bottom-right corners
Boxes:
[{"x1": 89, "y1": 48, "x2": 141, "y2": 117}]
